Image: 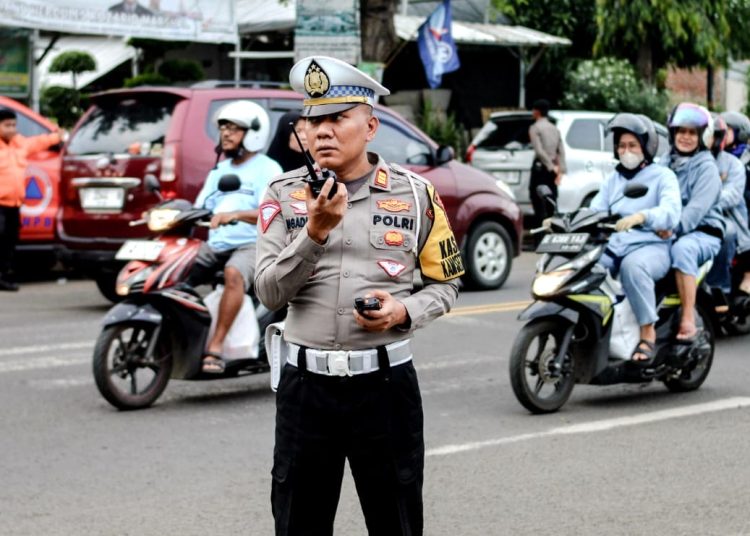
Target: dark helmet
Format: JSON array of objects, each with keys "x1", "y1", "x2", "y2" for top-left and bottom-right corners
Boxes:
[
  {"x1": 667, "y1": 102, "x2": 713, "y2": 150},
  {"x1": 710, "y1": 113, "x2": 728, "y2": 155},
  {"x1": 720, "y1": 111, "x2": 750, "y2": 144},
  {"x1": 607, "y1": 113, "x2": 654, "y2": 161}
]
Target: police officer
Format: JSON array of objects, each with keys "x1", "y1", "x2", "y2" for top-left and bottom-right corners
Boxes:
[
  {"x1": 255, "y1": 56, "x2": 464, "y2": 535},
  {"x1": 528, "y1": 98, "x2": 566, "y2": 230}
]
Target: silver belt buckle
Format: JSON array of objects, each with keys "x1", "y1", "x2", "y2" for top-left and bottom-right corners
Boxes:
[{"x1": 327, "y1": 350, "x2": 352, "y2": 376}]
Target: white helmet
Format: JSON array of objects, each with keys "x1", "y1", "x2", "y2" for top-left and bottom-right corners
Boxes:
[{"x1": 216, "y1": 100, "x2": 271, "y2": 153}]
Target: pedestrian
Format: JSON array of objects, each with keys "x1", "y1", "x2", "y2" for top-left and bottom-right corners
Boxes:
[
  {"x1": 0, "y1": 108, "x2": 62, "y2": 291},
  {"x1": 528, "y1": 98, "x2": 566, "y2": 231},
  {"x1": 255, "y1": 55, "x2": 464, "y2": 535}
]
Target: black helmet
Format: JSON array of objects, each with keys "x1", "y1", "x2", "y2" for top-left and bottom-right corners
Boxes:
[
  {"x1": 720, "y1": 111, "x2": 750, "y2": 144},
  {"x1": 607, "y1": 113, "x2": 654, "y2": 161},
  {"x1": 636, "y1": 114, "x2": 659, "y2": 161}
]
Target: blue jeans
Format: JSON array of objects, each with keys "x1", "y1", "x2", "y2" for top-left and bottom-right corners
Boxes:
[{"x1": 599, "y1": 242, "x2": 672, "y2": 326}]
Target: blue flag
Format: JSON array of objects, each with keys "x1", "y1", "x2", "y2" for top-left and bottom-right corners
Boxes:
[{"x1": 417, "y1": 0, "x2": 460, "y2": 89}]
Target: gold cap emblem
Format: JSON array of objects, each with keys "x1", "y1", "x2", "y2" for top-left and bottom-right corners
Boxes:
[{"x1": 303, "y1": 60, "x2": 330, "y2": 98}]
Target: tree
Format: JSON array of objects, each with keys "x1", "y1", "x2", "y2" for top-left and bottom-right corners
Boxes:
[
  {"x1": 49, "y1": 50, "x2": 96, "y2": 90},
  {"x1": 594, "y1": 0, "x2": 750, "y2": 84}
]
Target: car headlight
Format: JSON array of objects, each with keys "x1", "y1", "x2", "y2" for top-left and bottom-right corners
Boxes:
[
  {"x1": 532, "y1": 270, "x2": 573, "y2": 297},
  {"x1": 148, "y1": 209, "x2": 181, "y2": 232},
  {"x1": 495, "y1": 179, "x2": 516, "y2": 200}
]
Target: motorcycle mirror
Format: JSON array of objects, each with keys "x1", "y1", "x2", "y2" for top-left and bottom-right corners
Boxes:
[
  {"x1": 623, "y1": 182, "x2": 648, "y2": 199},
  {"x1": 218, "y1": 174, "x2": 241, "y2": 192}
]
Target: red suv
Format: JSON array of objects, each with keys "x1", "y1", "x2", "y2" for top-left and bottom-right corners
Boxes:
[
  {"x1": 59, "y1": 86, "x2": 522, "y2": 300},
  {"x1": 0, "y1": 96, "x2": 62, "y2": 270}
]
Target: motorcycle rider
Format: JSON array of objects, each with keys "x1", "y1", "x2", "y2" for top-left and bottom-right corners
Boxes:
[
  {"x1": 588, "y1": 113, "x2": 681, "y2": 364},
  {"x1": 660, "y1": 103, "x2": 724, "y2": 343},
  {"x1": 705, "y1": 114, "x2": 750, "y2": 300},
  {"x1": 189, "y1": 101, "x2": 282, "y2": 373}
]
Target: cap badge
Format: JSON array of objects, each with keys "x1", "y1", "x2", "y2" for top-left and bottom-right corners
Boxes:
[
  {"x1": 377, "y1": 199, "x2": 411, "y2": 212},
  {"x1": 304, "y1": 60, "x2": 330, "y2": 98},
  {"x1": 384, "y1": 231, "x2": 404, "y2": 246}
]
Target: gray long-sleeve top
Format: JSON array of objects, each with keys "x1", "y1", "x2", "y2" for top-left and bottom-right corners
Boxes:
[{"x1": 529, "y1": 117, "x2": 567, "y2": 173}]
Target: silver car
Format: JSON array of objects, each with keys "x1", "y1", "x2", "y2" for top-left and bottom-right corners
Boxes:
[{"x1": 467, "y1": 110, "x2": 669, "y2": 218}]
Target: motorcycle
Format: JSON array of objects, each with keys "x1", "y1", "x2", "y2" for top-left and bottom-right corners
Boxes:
[
  {"x1": 705, "y1": 262, "x2": 750, "y2": 336},
  {"x1": 92, "y1": 175, "x2": 286, "y2": 410},
  {"x1": 509, "y1": 184, "x2": 715, "y2": 414}
]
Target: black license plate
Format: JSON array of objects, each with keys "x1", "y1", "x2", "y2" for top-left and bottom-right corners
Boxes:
[{"x1": 536, "y1": 233, "x2": 589, "y2": 253}]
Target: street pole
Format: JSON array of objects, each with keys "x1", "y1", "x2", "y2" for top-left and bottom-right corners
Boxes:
[
  {"x1": 518, "y1": 48, "x2": 525, "y2": 109},
  {"x1": 31, "y1": 29, "x2": 40, "y2": 113}
]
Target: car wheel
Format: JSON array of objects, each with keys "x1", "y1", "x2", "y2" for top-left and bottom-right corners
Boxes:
[{"x1": 462, "y1": 221, "x2": 512, "y2": 290}]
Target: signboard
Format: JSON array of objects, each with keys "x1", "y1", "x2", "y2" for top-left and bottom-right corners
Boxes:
[
  {"x1": 0, "y1": 0, "x2": 237, "y2": 44},
  {"x1": 295, "y1": 0, "x2": 361, "y2": 65},
  {"x1": 0, "y1": 27, "x2": 31, "y2": 98}
]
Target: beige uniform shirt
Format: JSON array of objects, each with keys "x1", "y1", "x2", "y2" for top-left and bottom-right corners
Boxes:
[
  {"x1": 255, "y1": 153, "x2": 462, "y2": 351},
  {"x1": 529, "y1": 117, "x2": 567, "y2": 174}
]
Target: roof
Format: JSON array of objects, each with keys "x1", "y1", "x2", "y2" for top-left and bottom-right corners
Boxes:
[
  {"x1": 394, "y1": 15, "x2": 571, "y2": 47},
  {"x1": 39, "y1": 36, "x2": 136, "y2": 90}
]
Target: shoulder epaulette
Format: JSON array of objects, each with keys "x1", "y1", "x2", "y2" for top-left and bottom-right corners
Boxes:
[
  {"x1": 388, "y1": 163, "x2": 431, "y2": 190},
  {"x1": 268, "y1": 167, "x2": 309, "y2": 188}
]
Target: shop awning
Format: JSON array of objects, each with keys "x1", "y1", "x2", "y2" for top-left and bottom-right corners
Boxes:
[
  {"x1": 236, "y1": 0, "x2": 295, "y2": 34},
  {"x1": 39, "y1": 35, "x2": 136, "y2": 89}
]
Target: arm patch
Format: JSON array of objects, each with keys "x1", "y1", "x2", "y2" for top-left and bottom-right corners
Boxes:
[{"x1": 419, "y1": 184, "x2": 465, "y2": 281}]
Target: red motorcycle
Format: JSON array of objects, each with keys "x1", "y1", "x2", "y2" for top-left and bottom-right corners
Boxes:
[{"x1": 92, "y1": 176, "x2": 285, "y2": 410}]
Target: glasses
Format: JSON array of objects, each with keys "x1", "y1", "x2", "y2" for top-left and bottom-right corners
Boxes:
[{"x1": 219, "y1": 124, "x2": 246, "y2": 134}]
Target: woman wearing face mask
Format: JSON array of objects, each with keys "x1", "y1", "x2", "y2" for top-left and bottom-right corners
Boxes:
[
  {"x1": 660, "y1": 103, "x2": 724, "y2": 343},
  {"x1": 589, "y1": 113, "x2": 681, "y2": 364}
]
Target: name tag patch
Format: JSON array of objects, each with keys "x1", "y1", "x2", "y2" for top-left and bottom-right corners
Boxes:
[
  {"x1": 377, "y1": 260, "x2": 406, "y2": 278},
  {"x1": 286, "y1": 216, "x2": 308, "y2": 230},
  {"x1": 372, "y1": 214, "x2": 415, "y2": 230}
]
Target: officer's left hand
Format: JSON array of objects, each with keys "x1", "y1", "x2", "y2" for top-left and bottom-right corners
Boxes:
[
  {"x1": 615, "y1": 212, "x2": 645, "y2": 232},
  {"x1": 353, "y1": 289, "x2": 409, "y2": 332},
  {"x1": 210, "y1": 212, "x2": 239, "y2": 228}
]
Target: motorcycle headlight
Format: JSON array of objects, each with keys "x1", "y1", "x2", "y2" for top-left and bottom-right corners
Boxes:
[
  {"x1": 147, "y1": 209, "x2": 181, "y2": 232},
  {"x1": 557, "y1": 246, "x2": 603, "y2": 272},
  {"x1": 532, "y1": 270, "x2": 573, "y2": 297}
]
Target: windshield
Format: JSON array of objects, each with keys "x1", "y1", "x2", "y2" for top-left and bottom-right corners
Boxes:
[
  {"x1": 66, "y1": 94, "x2": 180, "y2": 156},
  {"x1": 473, "y1": 116, "x2": 533, "y2": 150}
]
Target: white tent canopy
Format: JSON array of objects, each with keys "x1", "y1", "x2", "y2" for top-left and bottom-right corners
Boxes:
[{"x1": 236, "y1": 0, "x2": 295, "y2": 34}]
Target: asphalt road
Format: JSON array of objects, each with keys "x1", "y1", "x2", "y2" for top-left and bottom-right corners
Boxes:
[{"x1": 2, "y1": 254, "x2": 750, "y2": 535}]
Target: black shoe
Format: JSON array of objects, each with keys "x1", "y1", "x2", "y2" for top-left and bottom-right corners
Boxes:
[{"x1": 0, "y1": 278, "x2": 19, "y2": 291}]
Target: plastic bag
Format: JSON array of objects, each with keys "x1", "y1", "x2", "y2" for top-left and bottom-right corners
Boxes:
[
  {"x1": 609, "y1": 297, "x2": 640, "y2": 360},
  {"x1": 204, "y1": 285, "x2": 260, "y2": 360}
]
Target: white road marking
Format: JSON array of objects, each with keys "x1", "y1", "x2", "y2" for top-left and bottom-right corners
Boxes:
[
  {"x1": 0, "y1": 355, "x2": 90, "y2": 374},
  {"x1": 27, "y1": 377, "x2": 94, "y2": 389},
  {"x1": 0, "y1": 341, "x2": 93, "y2": 357},
  {"x1": 427, "y1": 397, "x2": 750, "y2": 457}
]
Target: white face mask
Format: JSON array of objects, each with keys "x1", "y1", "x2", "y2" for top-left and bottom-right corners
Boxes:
[{"x1": 619, "y1": 151, "x2": 644, "y2": 170}]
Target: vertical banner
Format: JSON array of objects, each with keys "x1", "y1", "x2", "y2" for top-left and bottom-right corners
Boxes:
[
  {"x1": 0, "y1": 27, "x2": 31, "y2": 98},
  {"x1": 417, "y1": 0, "x2": 460, "y2": 89},
  {"x1": 295, "y1": 0, "x2": 361, "y2": 65}
]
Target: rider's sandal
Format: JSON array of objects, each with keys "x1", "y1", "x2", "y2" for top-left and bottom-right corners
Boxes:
[
  {"x1": 630, "y1": 339, "x2": 657, "y2": 368},
  {"x1": 202, "y1": 352, "x2": 226, "y2": 374}
]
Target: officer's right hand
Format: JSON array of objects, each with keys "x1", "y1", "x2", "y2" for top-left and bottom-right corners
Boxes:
[{"x1": 305, "y1": 178, "x2": 348, "y2": 244}]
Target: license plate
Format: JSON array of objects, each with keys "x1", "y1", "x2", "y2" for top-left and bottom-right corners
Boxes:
[
  {"x1": 536, "y1": 233, "x2": 589, "y2": 253},
  {"x1": 493, "y1": 170, "x2": 521, "y2": 184},
  {"x1": 115, "y1": 240, "x2": 165, "y2": 261},
  {"x1": 79, "y1": 187, "x2": 124, "y2": 211}
]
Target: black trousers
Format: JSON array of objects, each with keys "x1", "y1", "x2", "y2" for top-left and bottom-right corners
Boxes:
[
  {"x1": 529, "y1": 159, "x2": 558, "y2": 228},
  {"x1": 271, "y1": 359, "x2": 424, "y2": 536},
  {"x1": 0, "y1": 206, "x2": 20, "y2": 278}
]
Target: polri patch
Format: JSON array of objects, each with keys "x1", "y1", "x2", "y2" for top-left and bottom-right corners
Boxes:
[
  {"x1": 374, "y1": 169, "x2": 389, "y2": 189},
  {"x1": 377, "y1": 260, "x2": 406, "y2": 278},
  {"x1": 290, "y1": 201, "x2": 308, "y2": 215},
  {"x1": 384, "y1": 230, "x2": 404, "y2": 246},
  {"x1": 259, "y1": 201, "x2": 281, "y2": 233},
  {"x1": 377, "y1": 198, "x2": 411, "y2": 212}
]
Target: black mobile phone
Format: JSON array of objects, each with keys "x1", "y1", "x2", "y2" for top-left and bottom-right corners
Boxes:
[
  {"x1": 290, "y1": 122, "x2": 337, "y2": 200},
  {"x1": 355, "y1": 297, "x2": 381, "y2": 314}
]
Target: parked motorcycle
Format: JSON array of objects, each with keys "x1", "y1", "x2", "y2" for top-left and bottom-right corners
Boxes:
[
  {"x1": 509, "y1": 184, "x2": 715, "y2": 414},
  {"x1": 92, "y1": 175, "x2": 286, "y2": 410}
]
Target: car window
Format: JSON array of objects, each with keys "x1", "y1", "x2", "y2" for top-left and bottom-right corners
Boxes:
[
  {"x1": 15, "y1": 112, "x2": 51, "y2": 137},
  {"x1": 567, "y1": 119, "x2": 605, "y2": 151},
  {"x1": 474, "y1": 117, "x2": 533, "y2": 150},
  {"x1": 369, "y1": 115, "x2": 432, "y2": 166},
  {"x1": 67, "y1": 95, "x2": 179, "y2": 156}
]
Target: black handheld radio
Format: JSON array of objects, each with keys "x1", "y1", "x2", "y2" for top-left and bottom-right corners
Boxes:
[{"x1": 290, "y1": 123, "x2": 337, "y2": 199}]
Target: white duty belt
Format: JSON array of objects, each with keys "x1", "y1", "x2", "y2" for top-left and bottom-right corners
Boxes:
[{"x1": 286, "y1": 339, "x2": 412, "y2": 377}]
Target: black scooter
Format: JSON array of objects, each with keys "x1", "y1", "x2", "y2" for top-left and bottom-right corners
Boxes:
[{"x1": 508, "y1": 184, "x2": 715, "y2": 414}]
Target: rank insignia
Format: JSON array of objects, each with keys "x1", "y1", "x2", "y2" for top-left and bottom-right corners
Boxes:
[
  {"x1": 303, "y1": 60, "x2": 330, "y2": 98},
  {"x1": 374, "y1": 169, "x2": 389, "y2": 188},
  {"x1": 377, "y1": 198, "x2": 411, "y2": 212},
  {"x1": 289, "y1": 189, "x2": 307, "y2": 201},
  {"x1": 259, "y1": 201, "x2": 281, "y2": 233},
  {"x1": 384, "y1": 231, "x2": 404, "y2": 246},
  {"x1": 377, "y1": 260, "x2": 406, "y2": 278},
  {"x1": 290, "y1": 201, "x2": 308, "y2": 215}
]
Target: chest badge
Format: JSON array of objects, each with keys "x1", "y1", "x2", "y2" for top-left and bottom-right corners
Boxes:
[
  {"x1": 384, "y1": 231, "x2": 404, "y2": 246},
  {"x1": 377, "y1": 198, "x2": 411, "y2": 212},
  {"x1": 259, "y1": 201, "x2": 281, "y2": 233},
  {"x1": 289, "y1": 189, "x2": 307, "y2": 201},
  {"x1": 377, "y1": 260, "x2": 407, "y2": 278},
  {"x1": 290, "y1": 201, "x2": 308, "y2": 215}
]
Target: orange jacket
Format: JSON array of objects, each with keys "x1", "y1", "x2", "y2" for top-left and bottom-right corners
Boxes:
[{"x1": 0, "y1": 132, "x2": 61, "y2": 208}]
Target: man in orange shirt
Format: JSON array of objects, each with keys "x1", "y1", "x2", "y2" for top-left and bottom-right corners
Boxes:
[{"x1": 0, "y1": 108, "x2": 61, "y2": 291}]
